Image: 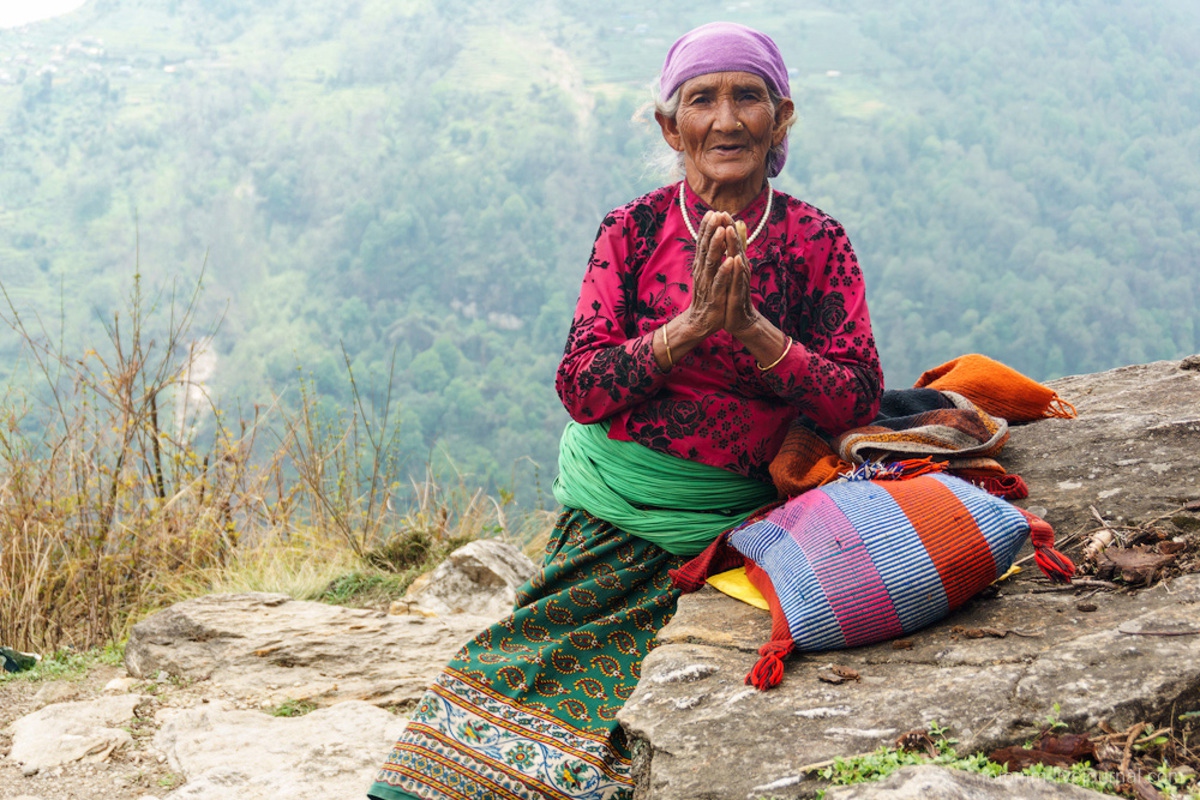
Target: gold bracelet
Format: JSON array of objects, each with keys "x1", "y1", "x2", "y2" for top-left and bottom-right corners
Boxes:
[
  {"x1": 661, "y1": 324, "x2": 674, "y2": 369},
  {"x1": 757, "y1": 336, "x2": 792, "y2": 371}
]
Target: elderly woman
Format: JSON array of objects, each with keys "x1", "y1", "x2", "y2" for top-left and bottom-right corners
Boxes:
[{"x1": 369, "y1": 22, "x2": 882, "y2": 800}]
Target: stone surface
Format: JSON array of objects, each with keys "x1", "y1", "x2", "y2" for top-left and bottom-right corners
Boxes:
[
  {"x1": 103, "y1": 677, "x2": 139, "y2": 694},
  {"x1": 31, "y1": 680, "x2": 82, "y2": 709},
  {"x1": 1005, "y1": 358, "x2": 1200, "y2": 534},
  {"x1": 625, "y1": 581, "x2": 1200, "y2": 800},
  {"x1": 7, "y1": 695, "x2": 144, "y2": 774},
  {"x1": 124, "y1": 592, "x2": 488, "y2": 709},
  {"x1": 391, "y1": 538, "x2": 535, "y2": 620},
  {"x1": 124, "y1": 540, "x2": 532, "y2": 711},
  {"x1": 620, "y1": 358, "x2": 1200, "y2": 800},
  {"x1": 822, "y1": 765, "x2": 1112, "y2": 799},
  {"x1": 155, "y1": 700, "x2": 404, "y2": 800}
]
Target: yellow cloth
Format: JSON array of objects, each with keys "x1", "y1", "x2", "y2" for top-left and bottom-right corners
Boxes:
[
  {"x1": 994, "y1": 564, "x2": 1021, "y2": 583},
  {"x1": 705, "y1": 567, "x2": 769, "y2": 610}
]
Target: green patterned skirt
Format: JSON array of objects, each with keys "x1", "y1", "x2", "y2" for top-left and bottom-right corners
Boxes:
[{"x1": 368, "y1": 508, "x2": 685, "y2": 800}]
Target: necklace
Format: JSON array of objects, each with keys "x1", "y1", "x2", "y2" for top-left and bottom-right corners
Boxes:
[{"x1": 678, "y1": 180, "x2": 773, "y2": 245}]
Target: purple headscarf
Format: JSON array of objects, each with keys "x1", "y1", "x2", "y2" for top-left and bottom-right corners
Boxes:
[{"x1": 658, "y1": 22, "x2": 792, "y2": 177}]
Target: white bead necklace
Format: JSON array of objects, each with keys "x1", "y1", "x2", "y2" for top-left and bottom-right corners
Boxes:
[{"x1": 678, "y1": 180, "x2": 773, "y2": 245}]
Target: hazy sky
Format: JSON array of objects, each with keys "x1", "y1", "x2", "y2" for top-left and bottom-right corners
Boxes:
[{"x1": 0, "y1": 0, "x2": 88, "y2": 29}]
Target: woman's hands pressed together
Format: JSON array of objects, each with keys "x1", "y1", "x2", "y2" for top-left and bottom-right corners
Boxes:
[
  {"x1": 684, "y1": 210, "x2": 741, "y2": 337},
  {"x1": 652, "y1": 209, "x2": 791, "y2": 373}
]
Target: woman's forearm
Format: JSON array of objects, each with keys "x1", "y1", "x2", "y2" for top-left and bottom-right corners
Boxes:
[
  {"x1": 728, "y1": 313, "x2": 790, "y2": 371},
  {"x1": 556, "y1": 333, "x2": 666, "y2": 423},
  {"x1": 650, "y1": 312, "x2": 724, "y2": 372}
]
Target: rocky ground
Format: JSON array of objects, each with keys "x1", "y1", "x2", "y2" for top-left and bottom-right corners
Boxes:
[
  {"x1": 0, "y1": 663, "x2": 208, "y2": 800},
  {"x1": 0, "y1": 540, "x2": 536, "y2": 800},
  {"x1": 621, "y1": 357, "x2": 1200, "y2": 800},
  {"x1": 2, "y1": 358, "x2": 1199, "y2": 800}
]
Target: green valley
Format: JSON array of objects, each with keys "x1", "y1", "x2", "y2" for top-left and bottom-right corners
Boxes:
[{"x1": 1, "y1": 0, "x2": 1197, "y2": 502}]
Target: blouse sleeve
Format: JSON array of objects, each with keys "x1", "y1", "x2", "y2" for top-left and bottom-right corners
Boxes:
[
  {"x1": 555, "y1": 212, "x2": 669, "y2": 423},
  {"x1": 760, "y1": 218, "x2": 884, "y2": 434}
]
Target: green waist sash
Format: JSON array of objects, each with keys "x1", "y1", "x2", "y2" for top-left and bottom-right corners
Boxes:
[{"x1": 552, "y1": 421, "x2": 778, "y2": 556}]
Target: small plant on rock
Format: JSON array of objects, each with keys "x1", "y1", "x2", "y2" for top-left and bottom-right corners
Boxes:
[{"x1": 271, "y1": 698, "x2": 318, "y2": 717}]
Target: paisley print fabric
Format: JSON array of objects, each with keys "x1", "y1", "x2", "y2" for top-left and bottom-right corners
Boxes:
[
  {"x1": 555, "y1": 182, "x2": 883, "y2": 482},
  {"x1": 369, "y1": 510, "x2": 685, "y2": 800}
]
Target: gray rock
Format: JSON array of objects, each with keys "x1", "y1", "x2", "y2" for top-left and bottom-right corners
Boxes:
[
  {"x1": 1006, "y1": 358, "x2": 1200, "y2": 533},
  {"x1": 156, "y1": 700, "x2": 404, "y2": 800},
  {"x1": 822, "y1": 765, "x2": 1112, "y2": 799},
  {"x1": 621, "y1": 358, "x2": 1200, "y2": 800},
  {"x1": 125, "y1": 592, "x2": 488, "y2": 709},
  {"x1": 625, "y1": 583, "x2": 1200, "y2": 800},
  {"x1": 31, "y1": 679, "x2": 82, "y2": 709},
  {"x1": 7, "y1": 695, "x2": 144, "y2": 773},
  {"x1": 103, "y1": 676, "x2": 140, "y2": 694},
  {"x1": 392, "y1": 538, "x2": 535, "y2": 619},
  {"x1": 125, "y1": 540, "x2": 532, "y2": 710}
]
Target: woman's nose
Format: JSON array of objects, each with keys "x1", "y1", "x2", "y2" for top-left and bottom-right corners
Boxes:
[{"x1": 713, "y1": 98, "x2": 740, "y2": 131}]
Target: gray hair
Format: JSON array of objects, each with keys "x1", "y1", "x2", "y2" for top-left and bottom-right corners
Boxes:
[{"x1": 639, "y1": 83, "x2": 796, "y2": 181}]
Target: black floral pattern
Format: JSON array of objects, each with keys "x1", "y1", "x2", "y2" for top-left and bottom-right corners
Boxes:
[{"x1": 556, "y1": 183, "x2": 883, "y2": 480}]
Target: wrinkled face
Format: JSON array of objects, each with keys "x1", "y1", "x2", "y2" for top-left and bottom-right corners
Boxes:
[{"x1": 659, "y1": 71, "x2": 791, "y2": 192}]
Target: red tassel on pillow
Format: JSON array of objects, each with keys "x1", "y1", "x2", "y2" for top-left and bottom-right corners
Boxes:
[
  {"x1": 970, "y1": 474, "x2": 1029, "y2": 500},
  {"x1": 1018, "y1": 508, "x2": 1075, "y2": 583},
  {"x1": 745, "y1": 639, "x2": 794, "y2": 691},
  {"x1": 1034, "y1": 546, "x2": 1076, "y2": 583},
  {"x1": 669, "y1": 533, "x2": 745, "y2": 593}
]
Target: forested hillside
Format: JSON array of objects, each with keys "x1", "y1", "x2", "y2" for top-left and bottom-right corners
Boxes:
[{"x1": 1, "y1": 0, "x2": 1197, "y2": 503}]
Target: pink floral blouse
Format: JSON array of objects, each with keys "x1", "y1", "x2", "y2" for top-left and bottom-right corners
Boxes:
[{"x1": 556, "y1": 181, "x2": 883, "y2": 481}]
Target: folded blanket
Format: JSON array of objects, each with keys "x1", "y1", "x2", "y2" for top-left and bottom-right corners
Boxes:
[
  {"x1": 769, "y1": 389, "x2": 1016, "y2": 499},
  {"x1": 874, "y1": 387, "x2": 956, "y2": 419},
  {"x1": 914, "y1": 353, "x2": 1077, "y2": 423},
  {"x1": 835, "y1": 390, "x2": 1009, "y2": 464},
  {"x1": 769, "y1": 424, "x2": 850, "y2": 498}
]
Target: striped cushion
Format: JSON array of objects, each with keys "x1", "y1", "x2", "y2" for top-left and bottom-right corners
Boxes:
[{"x1": 728, "y1": 473, "x2": 1029, "y2": 651}]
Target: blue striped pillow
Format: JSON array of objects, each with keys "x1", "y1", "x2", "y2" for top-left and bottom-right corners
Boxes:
[{"x1": 729, "y1": 473, "x2": 1031, "y2": 651}]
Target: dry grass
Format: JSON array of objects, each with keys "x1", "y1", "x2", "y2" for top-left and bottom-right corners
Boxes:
[
  {"x1": 164, "y1": 535, "x2": 362, "y2": 603},
  {"x1": 0, "y1": 271, "x2": 532, "y2": 651}
]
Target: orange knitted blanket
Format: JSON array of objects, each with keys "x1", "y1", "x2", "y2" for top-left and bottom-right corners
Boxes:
[
  {"x1": 913, "y1": 353, "x2": 1077, "y2": 423},
  {"x1": 770, "y1": 355, "x2": 1075, "y2": 498}
]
